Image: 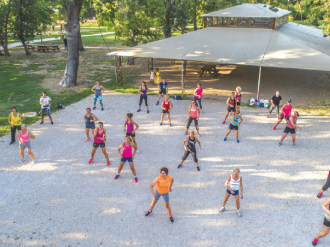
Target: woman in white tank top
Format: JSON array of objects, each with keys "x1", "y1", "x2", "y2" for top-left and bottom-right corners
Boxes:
[{"x1": 219, "y1": 168, "x2": 243, "y2": 217}]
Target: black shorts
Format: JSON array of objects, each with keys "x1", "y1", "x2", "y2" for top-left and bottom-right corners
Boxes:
[
  {"x1": 93, "y1": 142, "x2": 105, "y2": 148},
  {"x1": 227, "y1": 106, "x2": 235, "y2": 112},
  {"x1": 237, "y1": 102, "x2": 241, "y2": 106},
  {"x1": 324, "y1": 217, "x2": 330, "y2": 227},
  {"x1": 159, "y1": 91, "x2": 166, "y2": 95},
  {"x1": 162, "y1": 110, "x2": 170, "y2": 114},
  {"x1": 126, "y1": 132, "x2": 136, "y2": 138},
  {"x1": 229, "y1": 123, "x2": 238, "y2": 130},
  {"x1": 284, "y1": 126, "x2": 295, "y2": 134},
  {"x1": 280, "y1": 115, "x2": 289, "y2": 120}
]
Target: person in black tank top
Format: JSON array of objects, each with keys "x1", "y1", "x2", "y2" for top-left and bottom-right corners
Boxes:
[
  {"x1": 178, "y1": 131, "x2": 201, "y2": 171},
  {"x1": 84, "y1": 108, "x2": 98, "y2": 142},
  {"x1": 222, "y1": 92, "x2": 237, "y2": 124},
  {"x1": 235, "y1": 87, "x2": 242, "y2": 111},
  {"x1": 312, "y1": 197, "x2": 330, "y2": 246}
]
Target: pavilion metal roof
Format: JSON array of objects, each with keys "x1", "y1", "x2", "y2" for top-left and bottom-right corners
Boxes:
[
  {"x1": 109, "y1": 22, "x2": 330, "y2": 71},
  {"x1": 201, "y1": 3, "x2": 291, "y2": 18}
]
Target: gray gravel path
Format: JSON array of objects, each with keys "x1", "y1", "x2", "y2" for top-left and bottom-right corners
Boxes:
[{"x1": 0, "y1": 92, "x2": 329, "y2": 247}]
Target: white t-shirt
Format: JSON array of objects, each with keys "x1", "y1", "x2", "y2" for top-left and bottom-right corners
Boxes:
[{"x1": 40, "y1": 96, "x2": 51, "y2": 107}]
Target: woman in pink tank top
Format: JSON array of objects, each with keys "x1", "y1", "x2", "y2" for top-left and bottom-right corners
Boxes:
[
  {"x1": 273, "y1": 99, "x2": 292, "y2": 130},
  {"x1": 123, "y1": 113, "x2": 139, "y2": 153},
  {"x1": 278, "y1": 111, "x2": 301, "y2": 148},
  {"x1": 89, "y1": 122, "x2": 110, "y2": 166},
  {"x1": 17, "y1": 124, "x2": 36, "y2": 164},
  {"x1": 185, "y1": 100, "x2": 201, "y2": 136},
  {"x1": 115, "y1": 136, "x2": 138, "y2": 183},
  {"x1": 193, "y1": 83, "x2": 203, "y2": 113}
]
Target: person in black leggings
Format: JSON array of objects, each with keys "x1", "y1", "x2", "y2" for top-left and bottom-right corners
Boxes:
[
  {"x1": 137, "y1": 81, "x2": 150, "y2": 113},
  {"x1": 267, "y1": 91, "x2": 282, "y2": 119},
  {"x1": 185, "y1": 100, "x2": 201, "y2": 136},
  {"x1": 317, "y1": 171, "x2": 330, "y2": 198},
  {"x1": 312, "y1": 197, "x2": 330, "y2": 246},
  {"x1": 222, "y1": 92, "x2": 237, "y2": 124},
  {"x1": 178, "y1": 131, "x2": 201, "y2": 171}
]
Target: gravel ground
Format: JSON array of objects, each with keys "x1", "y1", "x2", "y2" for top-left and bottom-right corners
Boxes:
[{"x1": 1, "y1": 91, "x2": 330, "y2": 247}]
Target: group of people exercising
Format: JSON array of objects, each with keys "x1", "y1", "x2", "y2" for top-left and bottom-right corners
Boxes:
[{"x1": 7, "y1": 78, "x2": 329, "y2": 245}]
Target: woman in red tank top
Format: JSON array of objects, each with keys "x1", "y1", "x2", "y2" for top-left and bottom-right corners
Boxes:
[
  {"x1": 278, "y1": 111, "x2": 301, "y2": 148},
  {"x1": 89, "y1": 122, "x2": 110, "y2": 166},
  {"x1": 160, "y1": 95, "x2": 173, "y2": 126},
  {"x1": 115, "y1": 136, "x2": 138, "y2": 183}
]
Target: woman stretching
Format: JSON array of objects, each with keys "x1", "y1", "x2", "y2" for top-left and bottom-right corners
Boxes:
[
  {"x1": 185, "y1": 100, "x2": 200, "y2": 136},
  {"x1": 222, "y1": 92, "x2": 237, "y2": 124},
  {"x1": 137, "y1": 81, "x2": 150, "y2": 113},
  {"x1": 84, "y1": 108, "x2": 98, "y2": 142},
  {"x1": 145, "y1": 167, "x2": 174, "y2": 223},
  {"x1": 92, "y1": 81, "x2": 105, "y2": 111},
  {"x1": 160, "y1": 95, "x2": 173, "y2": 126},
  {"x1": 115, "y1": 136, "x2": 138, "y2": 183},
  {"x1": 278, "y1": 111, "x2": 301, "y2": 148},
  {"x1": 312, "y1": 197, "x2": 330, "y2": 246},
  {"x1": 89, "y1": 122, "x2": 110, "y2": 166},
  {"x1": 123, "y1": 113, "x2": 139, "y2": 153},
  {"x1": 317, "y1": 172, "x2": 330, "y2": 198},
  {"x1": 273, "y1": 99, "x2": 292, "y2": 130},
  {"x1": 235, "y1": 86, "x2": 243, "y2": 111},
  {"x1": 219, "y1": 168, "x2": 243, "y2": 217},
  {"x1": 8, "y1": 107, "x2": 25, "y2": 145},
  {"x1": 193, "y1": 83, "x2": 203, "y2": 113},
  {"x1": 224, "y1": 110, "x2": 243, "y2": 143},
  {"x1": 17, "y1": 124, "x2": 36, "y2": 165},
  {"x1": 178, "y1": 131, "x2": 201, "y2": 171}
]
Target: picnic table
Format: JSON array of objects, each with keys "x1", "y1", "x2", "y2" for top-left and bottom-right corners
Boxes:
[
  {"x1": 28, "y1": 44, "x2": 60, "y2": 52},
  {"x1": 198, "y1": 64, "x2": 219, "y2": 77}
]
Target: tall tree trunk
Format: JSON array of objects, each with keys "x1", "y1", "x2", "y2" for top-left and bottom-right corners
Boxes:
[
  {"x1": 19, "y1": 0, "x2": 30, "y2": 55},
  {"x1": 0, "y1": 31, "x2": 10, "y2": 56},
  {"x1": 78, "y1": 31, "x2": 85, "y2": 51},
  {"x1": 1, "y1": 0, "x2": 12, "y2": 56},
  {"x1": 164, "y1": 0, "x2": 172, "y2": 38},
  {"x1": 193, "y1": 0, "x2": 197, "y2": 31},
  {"x1": 59, "y1": 0, "x2": 83, "y2": 88}
]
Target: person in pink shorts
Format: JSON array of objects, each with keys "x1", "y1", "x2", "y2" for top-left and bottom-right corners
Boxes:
[
  {"x1": 273, "y1": 99, "x2": 292, "y2": 130},
  {"x1": 194, "y1": 83, "x2": 203, "y2": 113}
]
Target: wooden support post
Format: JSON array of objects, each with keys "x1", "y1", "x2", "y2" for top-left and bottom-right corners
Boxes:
[
  {"x1": 204, "y1": 18, "x2": 207, "y2": 28},
  {"x1": 272, "y1": 18, "x2": 275, "y2": 29},
  {"x1": 226, "y1": 17, "x2": 229, "y2": 27},
  {"x1": 249, "y1": 18, "x2": 251, "y2": 28},
  {"x1": 115, "y1": 55, "x2": 123, "y2": 86},
  {"x1": 147, "y1": 58, "x2": 153, "y2": 73},
  {"x1": 257, "y1": 66, "x2": 262, "y2": 100},
  {"x1": 183, "y1": 60, "x2": 187, "y2": 92}
]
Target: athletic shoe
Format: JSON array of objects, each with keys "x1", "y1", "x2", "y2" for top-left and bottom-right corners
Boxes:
[
  {"x1": 222, "y1": 121, "x2": 225, "y2": 124},
  {"x1": 169, "y1": 216, "x2": 174, "y2": 223},
  {"x1": 93, "y1": 107, "x2": 96, "y2": 110},
  {"x1": 184, "y1": 132, "x2": 187, "y2": 135},
  {"x1": 278, "y1": 142, "x2": 282, "y2": 147},
  {"x1": 237, "y1": 139, "x2": 239, "y2": 143},
  {"x1": 145, "y1": 211, "x2": 152, "y2": 217},
  {"x1": 156, "y1": 102, "x2": 159, "y2": 106},
  {"x1": 196, "y1": 166, "x2": 200, "y2": 171},
  {"x1": 267, "y1": 115, "x2": 269, "y2": 118},
  {"x1": 178, "y1": 164, "x2": 183, "y2": 169},
  {"x1": 88, "y1": 159, "x2": 93, "y2": 164},
  {"x1": 32, "y1": 160, "x2": 36, "y2": 165},
  {"x1": 134, "y1": 177, "x2": 138, "y2": 183},
  {"x1": 106, "y1": 160, "x2": 110, "y2": 166},
  {"x1": 136, "y1": 150, "x2": 139, "y2": 154},
  {"x1": 160, "y1": 122, "x2": 163, "y2": 126},
  {"x1": 102, "y1": 108, "x2": 104, "y2": 111},
  {"x1": 224, "y1": 137, "x2": 227, "y2": 141},
  {"x1": 170, "y1": 124, "x2": 172, "y2": 127},
  {"x1": 51, "y1": 121, "x2": 54, "y2": 125},
  {"x1": 219, "y1": 207, "x2": 225, "y2": 213},
  {"x1": 137, "y1": 109, "x2": 141, "y2": 112},
  {"x1": 10, "y1": 141, "x2": 15, "y2": 145},
  {"x1": 115, "y1": 174, "x2": 120, "y2": 180},
  {"x1": 273, "y1": 126, "x2": 276, "y2": 130},
  {"x1": 293, "y1": 144, "x2": 297, "y2": 148},
  {"x1": 40, "y1": 121, "x2": 44, "y2": 124},
  {"x1": 21, "y1": 159, "x2": 25, "y2": 163},
  {"x1": 317, "y1": 192, "x2": 323, "y2": 198},
  {"x1": 237, "y1": 210, "x2": 242, "y2": 217},
  {"x1": 85, "y1": 138, "x2": 90, "y2": 142},
  {"x1": 201, "y1": 110, "x2": 203, "y2": 114},
  {"x1": 312, "y1": 238, "x2": 318, "y2": 246},
  {"x1": 147, "y1": 110, "x2": 149, "y2": 113}
]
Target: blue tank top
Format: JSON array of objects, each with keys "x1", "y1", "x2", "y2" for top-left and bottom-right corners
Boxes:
[
  {"x1": 231, "y1": 115, "x2": 240, "y2": 126},
  {"x1": 86, "y1": 114, "x2": 94, "y2": 124},
  {"x1": 141, "y1": 87, "x2": 147, "y2": 97},
  {"x1": 95, "y1": 87, "x2": 102, "y2": 95}
]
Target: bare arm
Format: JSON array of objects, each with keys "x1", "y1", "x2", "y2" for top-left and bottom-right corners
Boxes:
[
  {"x1": 197, "y1": 107, "x2": 200, "y2": 120},
  {"x1": 280, "y1": 104, "x2": 286, "y2": 114},
  {"x1": 238, "y1": 115, "x2": 243, "y2": 125},
  {"x1": 28, "y1": 131, "x2": 35, "y2": 140},
  {"x1": 322, "y1": 198, "x2": 330, "y2": 215},
  {"x1": 149, "y1": 182, "x2": 157, "y2": 197},
  {"x1": 166, "y1": 84, "x2": 168, "y2": 93},
  {"x1": 195, "y1": 137, "x2": 201, "y2": 151},
  {"x1": 19, "y1": 114, "x2": 25, "y2": 122},
  {"x1": 131, "y1": 143, "x2": 137, "y2": 158},
  {"x1": 118, "y1": 144, "x2": 123, "y2": 158},
  {"x1": 49, "y1": 100, "x2": 51, "y2": 107},
  {"x1": 17, "y1": 131, "x2": 21, "y2": 143},
  {"x1": 91, "y1": 114, "x2": 98, "y2": 122},
  {"x1": 194, "y1": 89, "x2": 198, "y2": 97},
  {"x1": 8, "y1": 113, "x2": 12, "y2": 126},
  {"x1": 169, "y1": 179, "x2": 173, "y2": 192},
  {"x1": 183, "y1": 137, "x2": 189, "y2": 150},
  {"x1": 138, "y1": 86, "x2": 141, "y2": 94},
  {"x1": 161, "y1": 101, "x2": 164, "y2": 109},
  {"x1": 187, "y1": 106, "x2": 191, "y2": 120},
  {"x1": 225, "y1": 176, "x2": 233, "y2": 192},
  {"x1": 91, "y1": 85, "x2": 96, "y2": 93},
  {"x1": 132, "y1": 121, "x2": 139, "y2": 132},
  {"x1": 240, "y1": 177, "x2": 243, "y2": 199},
  {"x1": 169, "y1": 101, "x2": 173, "y2": 111},
  {"x1": 123, "y1": 121, "x2": 126, "y2": 132},
  {"x1": 101, "y1": 86, "x2": 106, "y2": 94},
  {"x1": 84, "y1": 114, "x2": 87, "y2": 124},
  {"x1": 271, "y1": 99, "x2": 274, "y2": 106}
]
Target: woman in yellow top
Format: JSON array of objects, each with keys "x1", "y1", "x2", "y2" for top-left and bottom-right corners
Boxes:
[
  {"x1": 145, "y1": 167, "x2": 174, "y2": 222},
  {"x1": 154, "y1": 68, "x2": 162, "y2": 85},
  {"x1": 8, "y1": 107, "x2": 25, "y2": 145}
]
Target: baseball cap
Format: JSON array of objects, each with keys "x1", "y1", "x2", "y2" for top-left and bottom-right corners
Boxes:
[{"x1": 288, "y1": 99, "x2": 292, "y2": 103}]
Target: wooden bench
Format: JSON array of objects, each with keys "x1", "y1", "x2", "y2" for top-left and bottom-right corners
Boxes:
[
  {"x1": 198, "y1": 64, "x2": 219, "y2": 77},
  {"x1": 28, "y1": 45, "x2": 60, "y2": 52}
]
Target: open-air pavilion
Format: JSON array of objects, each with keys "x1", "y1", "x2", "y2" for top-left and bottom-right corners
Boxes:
[{"x1": 110, "y1": 3, "x2": 330, "y2": 99}]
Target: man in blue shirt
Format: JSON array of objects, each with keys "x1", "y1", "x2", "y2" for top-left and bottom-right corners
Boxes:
[{"x1": 156, "y1": 79, "x2": 168, "y2": 106}]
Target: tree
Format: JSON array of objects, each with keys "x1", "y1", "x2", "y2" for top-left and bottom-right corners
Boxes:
[
  {"x1": 59, "y1": 0, "x2": 84, "y2": 87},
  {"x1": 0, "y1": 0, "x2": 12, "y2": 56}
]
